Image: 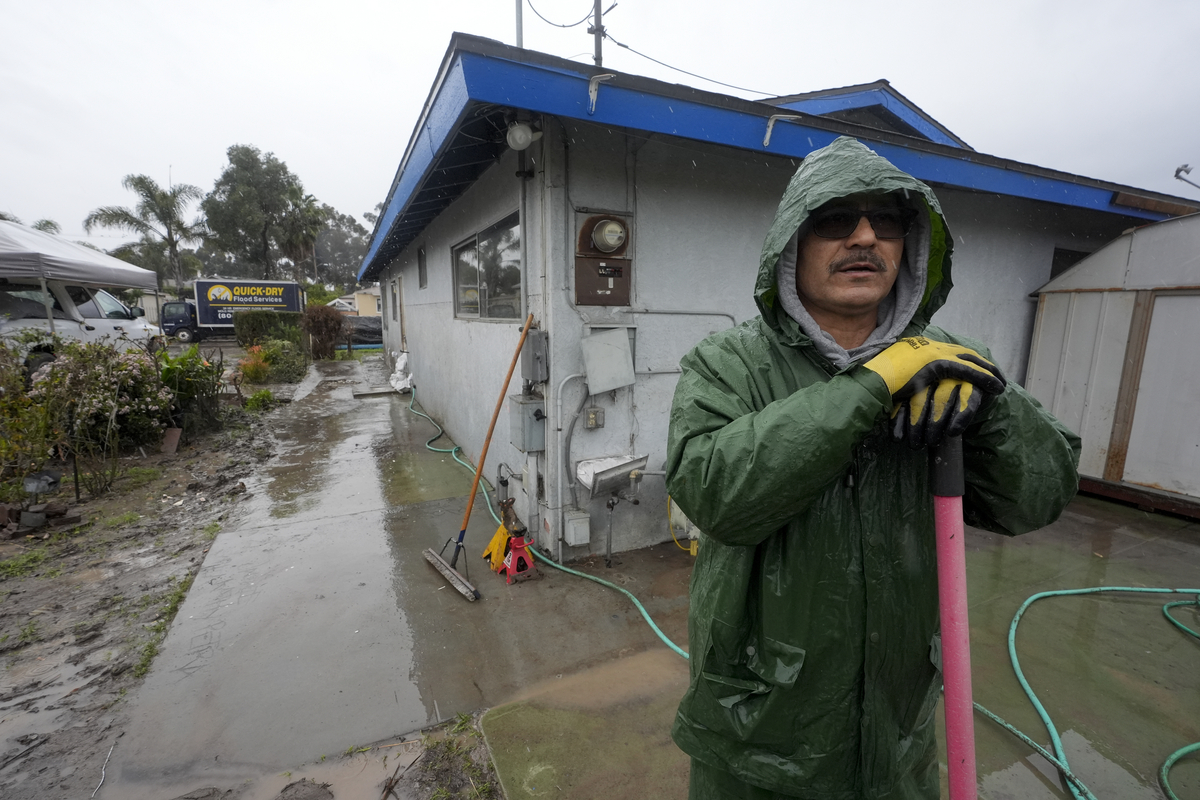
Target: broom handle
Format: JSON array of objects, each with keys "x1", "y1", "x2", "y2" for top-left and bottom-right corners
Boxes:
[
  {"x1": 459, "y1": 313, "x2": 536, "y2": 535},
  {"x1": 932, "y1": 435, "x2": 977, "y2": 800}
]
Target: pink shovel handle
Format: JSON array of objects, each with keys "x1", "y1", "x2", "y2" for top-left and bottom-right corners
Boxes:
[{"x1": 933, "y1": 437, "x2": 977, "y2": 800}]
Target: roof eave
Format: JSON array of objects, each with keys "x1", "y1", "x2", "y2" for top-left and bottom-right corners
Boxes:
[{"x1": 359, "y1": 34, "x2": 1200, "y2": 281}]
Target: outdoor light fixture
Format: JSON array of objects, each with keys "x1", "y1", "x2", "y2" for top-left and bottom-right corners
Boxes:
[
  {"x1": 1176, "y1": 164, "x2": 1200, "y2": 192},
  {"x1": 591, "y1": 218, "x2": 627, "y2": 253},
  {"x1": 506, "y1": 121, "x2": 542, "y2": 151}
]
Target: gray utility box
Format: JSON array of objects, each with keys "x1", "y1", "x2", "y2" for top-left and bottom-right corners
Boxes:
[
  {"x1": 522, "y1": 329, "x2": 550, "y2": 383},
  {"x1": 509, "y1": 394, "x2": 546, "y2": 452},
  {"x1": 563, "y1": 507, "x2": 591, "y2": 546}
]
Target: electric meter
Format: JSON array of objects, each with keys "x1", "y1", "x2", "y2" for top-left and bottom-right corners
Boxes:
[{"x1": 591, "y1": 219, "x2": 627, "y2": 253}]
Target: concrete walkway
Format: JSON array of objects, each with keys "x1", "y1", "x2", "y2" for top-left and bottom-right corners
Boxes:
[
  {"x1": 99, "y1": 358, "x2": 691, "y2": 799},
  {"x1": 99, "y1": 356, "x2": 1199, "y2": 799}
]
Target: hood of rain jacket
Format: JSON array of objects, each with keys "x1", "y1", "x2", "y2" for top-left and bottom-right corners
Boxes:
[
  {"x1": 667, "y1": 137, "x2": 1080, "y2": 798},
  {"x1": 758, "y1": 135, "x2": 952, "y2": 368}
]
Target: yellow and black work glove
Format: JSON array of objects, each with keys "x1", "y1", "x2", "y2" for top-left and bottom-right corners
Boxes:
[
  {"x1": 862, "y1": 337, "x2": 1006, "y2": 446},
  {"x1": 890, "y1": 379, "x2": 986, "y2": 448}
]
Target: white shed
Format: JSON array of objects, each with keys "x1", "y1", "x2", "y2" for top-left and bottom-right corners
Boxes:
[{"x1": 1026, "y1": 213, "x2": 1200, "y2": 518}]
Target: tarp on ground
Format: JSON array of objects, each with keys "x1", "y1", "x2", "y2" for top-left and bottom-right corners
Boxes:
[{"x1": 0, "y1": 220, "x2": 159, "y2": 291}]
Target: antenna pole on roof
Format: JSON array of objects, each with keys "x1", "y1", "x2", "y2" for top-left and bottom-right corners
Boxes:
[
  {"x1": 590, "y1": 0, "x2": 604, "y2": 66},
  {"x1": 515, "y1": 0, "x2": 523, "y2": 48}
]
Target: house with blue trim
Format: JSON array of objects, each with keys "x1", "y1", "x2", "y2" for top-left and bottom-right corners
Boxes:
[{"x1": 358, "y1": 33, "x2": 1199, "y2": 559}]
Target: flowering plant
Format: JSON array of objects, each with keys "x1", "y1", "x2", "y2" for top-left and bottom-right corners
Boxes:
[{"x1": 30, "y1": 341, "x2": 174, "y2": 450}]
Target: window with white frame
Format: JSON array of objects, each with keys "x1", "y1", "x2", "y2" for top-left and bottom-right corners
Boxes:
[{"x1": 453, "y1": 212, "x2": 520, "y2": 320}]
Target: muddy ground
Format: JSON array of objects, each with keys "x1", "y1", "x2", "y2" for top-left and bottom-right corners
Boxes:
[
  {"x1": 0, "y1": 405, "x2": 274, "y2": 798},
  {"x1": 1, "y1": 354, "x2": 501, "y2": 800}
]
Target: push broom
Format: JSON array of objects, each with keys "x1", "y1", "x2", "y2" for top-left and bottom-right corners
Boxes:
[
  {"x1": 933, "y1": 435, "x2": 977, "y2": 800},
  {"x1": 424, "y1": 312, "x2": 535, "y2": 601}
]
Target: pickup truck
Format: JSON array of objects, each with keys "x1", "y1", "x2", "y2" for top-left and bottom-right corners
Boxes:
[{"x1": 0, "y1": 277, "x2": 162, "y2": 371}]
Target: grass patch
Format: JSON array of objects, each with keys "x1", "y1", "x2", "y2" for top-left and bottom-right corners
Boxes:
[
  {"x1": 245, "y1": 389, "x2": 276, "y2": 413},
  {"x1": 0, "y1": 548, "x2": 48, "y2": 579},
  {"x1": 334, "y1": 348, "x2": 369, "y2": 362},
  {"x1": 133, "y1": 640, "x2": 159, "y2": 677},
  {"x1": 105, "y1": 511, "x2": 140, "y2": 528},
  {"x1": 132, "y1": 572, "x2": 195, "y2": 678},
  {"x1": 122, "y1": 466, "x2": 163, "y2": 489},
  {"x1": 201, "y1": 521, "x2": 221, "y2": 540},
  {"x1": 412, "y1": 723, "x2": 500, "y2": 800},
  {"x1": 18, "y1": 620, "x2": 40, "y2": 645}
]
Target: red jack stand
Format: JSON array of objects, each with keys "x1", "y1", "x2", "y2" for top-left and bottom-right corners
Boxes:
[{"x1": 502, "y1": 535, "x2": 537, "y2": 585}]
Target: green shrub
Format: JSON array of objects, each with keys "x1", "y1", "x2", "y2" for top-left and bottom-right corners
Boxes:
[
  {"x1": 27, "y1": 341, "x2": 174, "y2": 449},
  {"x1": 303, "y1": 283, "x2": 340, "y2": 306},
  {"x1": 238, "y1": 347, "x2": 271, "y2": 384},
  {"x1": 233, "y1": 310, "x2": 303, "y2": 347},
  {"x1": 160, "y1": 346, "x2": 224, "y2": 440},
  {"x1": 2, "y1": 339, "x2": 174, "y2": 497},
  {"x1": 261, "y1": 339, "x2": 307, "y2": 383},
  {"x1": 0, "y1": 341, "x2": 62, "y2": 492},
  {"x1": 245, "y1": 389, "x2": 275, "y2": 412},
  {"x1": 300, "y1": 305, "x2": 347, "y2": 360}
]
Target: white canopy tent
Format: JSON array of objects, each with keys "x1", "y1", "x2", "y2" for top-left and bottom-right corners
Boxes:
[{"x1": 0, "y1": 221, "x2": 159, "y2": 291}]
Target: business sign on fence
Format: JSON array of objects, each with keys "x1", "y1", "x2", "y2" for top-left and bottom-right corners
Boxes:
[{"x1": 194, "y1": 280, "x2": 304, "y2": 327}]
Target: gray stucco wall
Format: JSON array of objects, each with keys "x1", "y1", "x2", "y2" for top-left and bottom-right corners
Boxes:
[
  {"x1": 375, "y1": 120, "x2": 1144, "y2": 558},
  {"x1": 930, "y1": 188, "x2": 1142, "y2": 383}
]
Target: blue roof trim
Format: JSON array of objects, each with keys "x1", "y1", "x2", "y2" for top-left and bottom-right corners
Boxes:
[
  {"x1": 773, "y1": 88, "x2": 963, "y2": 149},
  {"x1": 460, "y1": 54, "x2": 1165, "y2": 220},
  {"x1": 362, "y1": 44, "x2": 1178, "y2": 279},
  {"x1": 359, "y1": 60, "x2": 471, "y2": 273}
]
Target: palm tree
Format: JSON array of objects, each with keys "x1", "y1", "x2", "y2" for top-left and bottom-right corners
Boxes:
[
  {"x1": 278, "y1": 188, "x2": 327, "y2": 283},
  {"x1": 84, "y1": 175, "x2": 205, "y2": 289},
  {"x1": 31, "y1": 219, "x2": 61, "y2": 234}
]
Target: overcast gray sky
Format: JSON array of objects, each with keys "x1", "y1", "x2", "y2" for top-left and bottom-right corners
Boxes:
[{"x1": 3, "y1": 0, "x2": 1199, "y2": 251}]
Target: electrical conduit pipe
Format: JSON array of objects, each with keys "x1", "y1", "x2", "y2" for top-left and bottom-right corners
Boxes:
[{"x1": 554, "y1": 372, "x2": 586, "y2": 563}]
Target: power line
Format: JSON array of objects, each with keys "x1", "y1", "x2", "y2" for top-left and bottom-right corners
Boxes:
[
  {"x1": 603, "y1": 31, "x2": 779, "y2": 97},
  {"x1": 525, "y1": 0, "x2": 593, "y2": 28}
]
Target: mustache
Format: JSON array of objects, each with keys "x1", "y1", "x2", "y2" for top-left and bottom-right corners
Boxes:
[{"x1": 828, "y1": 250, "x2": 889, "y2": 274}]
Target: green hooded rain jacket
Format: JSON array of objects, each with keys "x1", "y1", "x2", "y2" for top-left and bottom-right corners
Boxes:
[{"x1": 667, "y1": 137, "x2": 1081, "y2": 799}]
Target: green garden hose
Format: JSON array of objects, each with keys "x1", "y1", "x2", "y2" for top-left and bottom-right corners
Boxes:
[{"x1": 992, "y1": 587, "x2": 1200, "y2": 800}]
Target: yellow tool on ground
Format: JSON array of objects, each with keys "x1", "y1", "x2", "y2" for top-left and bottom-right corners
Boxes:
[{"x1": 482, "y1": 523, "x2": 509, "y2": 573}]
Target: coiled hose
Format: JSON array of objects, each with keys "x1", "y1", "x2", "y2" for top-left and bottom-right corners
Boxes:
[{"x1": 403, "y1": 389, "x2": 1200, "y2": 796}]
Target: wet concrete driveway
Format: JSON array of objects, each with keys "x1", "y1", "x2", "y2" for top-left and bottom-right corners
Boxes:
[
  {"x1": 99, "y1": 357, "x2": 1199, "y2": 799},
  {"x1": 101, "y1": 359, "x2": 690, "y2": 799}
]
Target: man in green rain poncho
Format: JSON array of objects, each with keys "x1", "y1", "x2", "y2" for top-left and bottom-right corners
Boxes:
[{"x1": 667, "y1": 136, "x2": 1080, "y2": 799}]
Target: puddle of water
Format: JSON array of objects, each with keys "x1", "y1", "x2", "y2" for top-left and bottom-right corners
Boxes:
[
  {"x1": 377, "y1": 448, "x2": 475, "y2": 507},
  {"x1": 102, "y1": 389, "x2": 429, "y2": 800},
  {"x1": 965, "y1": 515, "x2": 1200, "y2": 798},
  {"x1": 228, "y1": 744, "x2": 422, "y2": 800}
]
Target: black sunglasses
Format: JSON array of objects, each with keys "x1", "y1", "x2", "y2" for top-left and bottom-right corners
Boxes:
[{"x1": 809, "y1": 207, "x2": 918, "y2": 240}]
